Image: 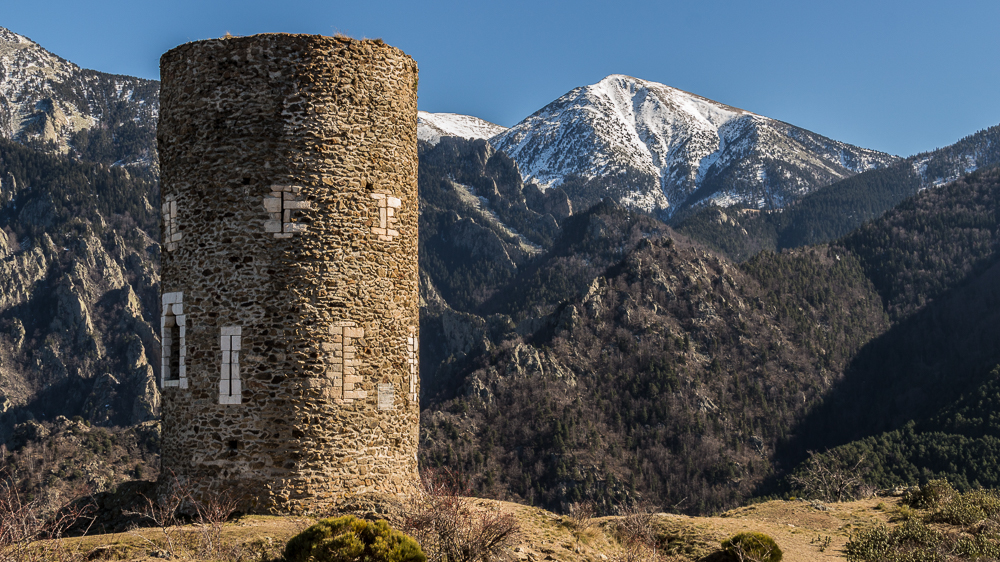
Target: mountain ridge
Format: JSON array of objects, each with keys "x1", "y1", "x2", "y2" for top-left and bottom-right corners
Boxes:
[
  {"x1": 3, "y1": 26, "x2": 1000, "y2": 522},
  {"x1": 417, "y1": 111, "x2": 507, "y2": 146},
  {"x1": 490, "y1": 74, "x2": 899, "y2": 218},
  {"x1": 675, "y1": 123, "x2": 1000, "y2": 261},
  {"x1": 0, "y1": 26, "x2": 159, "y2": 170}
]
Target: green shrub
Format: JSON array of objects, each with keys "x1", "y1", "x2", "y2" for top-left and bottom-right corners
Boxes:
[
  {"x1": 903, "y1": 479, "x2": 956, "y2": 509},
  {"x1": 721, "y1": 532, "x2": 782, "y2": 562},
  {"x1": 891, "y1": 506, "x2": 918, "y2": 522},
  {"x1": 952, "y1": 533, "x2": 1000, "y2": 559},
  {"x1": 937, "y1": 488, "x2": 1000, "y2": 526},
  {"x1": 284, "y1": 516, "x2": 426, "y2": 562},
  {"x1": 844, "y1": 520, "x2": 942, "y2": 562}
]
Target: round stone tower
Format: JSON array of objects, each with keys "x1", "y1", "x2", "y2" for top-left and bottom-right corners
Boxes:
[{"x1": 157, "y1": 34, "x2": 419, "y2": 513}]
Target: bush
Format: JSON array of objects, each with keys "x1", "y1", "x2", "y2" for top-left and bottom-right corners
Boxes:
[
  {"x1": 937, "y1": 488, "x2": 1000, "y2": 526},
  {"x1": 903, "y1": 479, "x2": 956, "y2": 509},
  {"x1": 399, "y1": 468, "x2": 521, "y2": 562},
  {"x1": 844, "y1": 520, "x2": 942, "y2": 562},
  {"x1": 721, "y1": 532, "x2": 782, "y2": 562},
  {"x1": 285, "y1": 516, "x2": 426, "y2": 562},
  {"x1": 610, "y1": 502, "x2": 662, "y2": 562}
]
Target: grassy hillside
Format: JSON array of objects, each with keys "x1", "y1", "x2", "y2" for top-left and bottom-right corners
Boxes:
[{"x1": 16, "y1": 492, "x2": 983, "y2": 562}]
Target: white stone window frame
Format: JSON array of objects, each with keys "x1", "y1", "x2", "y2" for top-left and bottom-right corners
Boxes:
[
  {"x1": 161, "y1": 292, "x2": 188, "y2": 389},
  {"x1": 264, "y1": 185, "x2": 311, "y2": 238},
  {"x1": 407, "y1": 326, "x2": 418, "y2": 403},
  {"x1": 162, "y1": 195, "x2": 182, "y2": 251},
  {"x1": 326, "y1": 321, "x2": 366, "y2": 403},
  {"x1": 220, "y1": 326, "x2": 242, "y2": 405},
  {"x1": 371, "y1": 193, "x2": 402, "y2": 241}
]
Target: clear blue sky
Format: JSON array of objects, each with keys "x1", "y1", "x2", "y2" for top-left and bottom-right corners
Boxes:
[{"x1": 5, "y1": 0, "x2": 1000, "y2": 157}]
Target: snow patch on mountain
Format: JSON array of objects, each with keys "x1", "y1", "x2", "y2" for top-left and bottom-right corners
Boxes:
[
  {"x1": 492, "y1": 74, "x2": 898, "y2": 217},
  {"x1": 418, "y1": 112, "x2": 508, "y2": 145}
]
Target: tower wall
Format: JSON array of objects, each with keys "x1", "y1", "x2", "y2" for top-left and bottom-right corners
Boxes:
[{"x1": 157, "y1": 34, "x2": 419, "y2": 513}]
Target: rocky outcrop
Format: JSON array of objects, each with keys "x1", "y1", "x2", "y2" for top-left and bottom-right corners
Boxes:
[
  {"x1": 524, "y1": 184, "x2": 572, "y2": 221},
  {"x1": 20, "y1": 98, "x2": 69, "y2": 145},
  {"x1": 51, "y1": 274, "x2": 99, "y2": 356},
  {"x1": 0, "y1": 215, "x2": 159, "y2": 434},
  {"x1": 0, "y1": 245, "x2": 47, "y2": 310}
]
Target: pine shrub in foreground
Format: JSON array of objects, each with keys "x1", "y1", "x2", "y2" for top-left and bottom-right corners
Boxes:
[
  {"x1": 721, "y1": 532, "x2": 782, "y2": 562},
  {"x1": 284, "y1": 515, "x2": 426, "y2": 562}
]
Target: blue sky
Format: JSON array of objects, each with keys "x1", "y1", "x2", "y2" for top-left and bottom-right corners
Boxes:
[{"x1": 5, "y1": 0, "x2": 1000, "y2": 157}]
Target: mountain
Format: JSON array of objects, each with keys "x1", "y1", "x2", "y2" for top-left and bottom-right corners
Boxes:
[
  {"x1": 417, "y1": 111, "x2": 508, "y2": 146},
  {"x1": 0, "y1": 28, "x2": 162, "y2": 450},
  {"x1": 419, "y1": 201, "x2": 889, "y2": 513},
  {"x1": 418, "y1": 163, "x2": 1000, "y2": 513},
  {"x1": 0, "y1": 27, "x2": 159, "y2": 170},
  {"x1": 781, "y1": 166, "x2": 1000, "y2": 492},
  {"x1": 491, "y1": 75, "x2": 898, "y2": 218},
  {"x1": 0, "y1": 137, "x2": 161, "y2": 437},
  {"x1": 676, "y1": 123, "x2": 1000, "y2": 261}
]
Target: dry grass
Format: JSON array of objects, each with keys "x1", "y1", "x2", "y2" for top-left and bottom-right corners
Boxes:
[
  {"x1": 37, "y1": 515, "x2": 311, "y2": 561},
  {"x1": 18, "y1": 496, "x2": 909, "y2": 562}
]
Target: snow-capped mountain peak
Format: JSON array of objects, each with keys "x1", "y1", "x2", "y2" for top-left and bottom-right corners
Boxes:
[{"x1": 492, "y1": 74, "x2": 898, "y2": 217}]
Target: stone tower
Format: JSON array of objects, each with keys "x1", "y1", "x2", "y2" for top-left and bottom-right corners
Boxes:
[{"x1": 157, "y1": 34, "x2": 419, "y2": 513}]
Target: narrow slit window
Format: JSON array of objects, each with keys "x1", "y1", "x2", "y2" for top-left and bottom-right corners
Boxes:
[
  {"x1": 160, "y1": 292, "x2": 187, "y2": 388},
  {"x1": 220, "y1": 326, "x2": 242, "y2": 404}
]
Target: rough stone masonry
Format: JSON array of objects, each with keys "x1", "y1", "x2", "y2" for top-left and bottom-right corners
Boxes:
[{"x1": 157, "y1": 33, "x2": 419, "y2": 513}]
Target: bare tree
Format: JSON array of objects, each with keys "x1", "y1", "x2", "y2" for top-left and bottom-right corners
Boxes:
[
  {"x1": 124, "y1": 472, "x2": 239, "y2": 559},
  {"x1": 788, "y1": 450, "x2": 871, "y2": 502},
  {"x1": 400, "y1": 468, "x2": 521, "y2": 562},
  {"x1": 0, "y1": 470, "x2": 94, "y2": 562},
  {"x1": 564, "y1": 501, "x2": 597, "y2": 550},
  {"x1": 610, "y1": 502, "x2": 664, "y2": 562}
]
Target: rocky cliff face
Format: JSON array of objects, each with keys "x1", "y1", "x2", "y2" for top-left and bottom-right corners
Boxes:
[
  {"x1": 417, "y1": 136, "x2": 575, "y2": 399},
  {"x1": 0, "y1": 137, "x2": 160, "y2": 441},
  {"x1": 0, "y1": 27, "x2": 162, "y2": 440}
]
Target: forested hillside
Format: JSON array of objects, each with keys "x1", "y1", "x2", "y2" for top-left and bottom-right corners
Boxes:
[
  {"x1": 419, "y1": 201, "x2": 889, "y2": 514},
  {"x1": 418, "y1": 160, "x2": 1000, "y2": 515},
  {"x1": 0, "y1": 136, "x2": 160, "y2": 440},
  {"x1": 783, "y1": 167, "x2": 1000, "y2": 491}
]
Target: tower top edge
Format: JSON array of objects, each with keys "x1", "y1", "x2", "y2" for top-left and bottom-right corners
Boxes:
[{"x1": 160, "y1": 33, "x2": 416, "y2": 69}]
